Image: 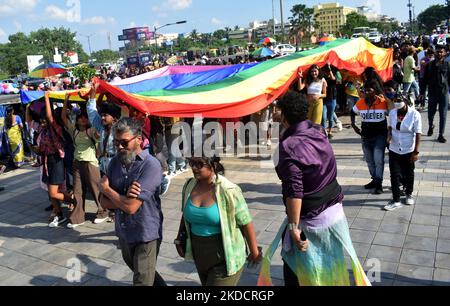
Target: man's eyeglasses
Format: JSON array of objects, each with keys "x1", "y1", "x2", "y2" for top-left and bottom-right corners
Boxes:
[{"x1": 114, "y1": 137, "x2": 137, "y2": 148}]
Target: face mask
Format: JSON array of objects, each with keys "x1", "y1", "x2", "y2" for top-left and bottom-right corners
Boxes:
[{"x1": 394, "y1": 102, "x2": 406, "y2": 110}]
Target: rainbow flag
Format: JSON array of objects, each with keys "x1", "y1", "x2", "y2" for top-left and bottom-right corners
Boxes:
[{"x1": 95, "y1": 38, "x2": 392, "y2": 118}]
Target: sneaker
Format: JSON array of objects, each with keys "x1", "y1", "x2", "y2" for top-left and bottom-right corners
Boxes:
[
  {"x1": 438, "y1": 136, "x2": 447, "y2": 143},
  {"x1": 428, "y1": 125, "x2": 435, "y2": 137},
  {"x1": 160, "y1": 175, "x2": 171, "y2": 196},
  {"x1": 266, "y1": 139, "x2": 272, "y2": 147},
  {"x1": 167, "y1": 172, "x2": 177, "y2": 178},
  {"x1": 67, "y1": 222, "x2": 85, "y2": 229},
  {"x1": 94, "y1": 217, "x2": 108, "y2": 224},
  {"x1": 0, "y1": 165, "x2": 6, "y2": 175},
  {"x1": 328, "y1": 133, "x2": 334, "y2": 140},
  {"x1": 405, "y1": 195, "x2": 415, "y2": 206},
  {"x1": 337, "y1": 122, "x2": 343, "y2": 132},
  {"x1": 48, "y1": 215, "x2": 67, "y2": 228},
  {"x1": 384, "y1": 201, "x2": 402, "y2": 212},
  {"x1": 364, "y1": 180, "x2": 377, "y2": 190}
]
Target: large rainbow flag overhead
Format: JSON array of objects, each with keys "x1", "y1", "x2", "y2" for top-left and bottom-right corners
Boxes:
[{"x1": 95, "y1": 38, "x2": 393, "y2": 118}]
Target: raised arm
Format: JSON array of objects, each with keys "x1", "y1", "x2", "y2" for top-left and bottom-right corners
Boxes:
[
  {"x1": 87, "y1": 82, "x2": 103, "y2": 132},
  {"x1": 44, "y1": 92, "x2": 54, "y2": 124},
  {"x1": 61, "y1": 93, "x2": 70, "y2": 128}
]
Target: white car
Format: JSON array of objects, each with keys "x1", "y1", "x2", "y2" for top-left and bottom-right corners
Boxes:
[
  {"x1": 351, "y1": 33, "x2": 364, "y2": 39},
  {"x1": 368, "y1": 32, "x2": 382, "y2": 43},
  {"x1": 275, "y1": 44, "x2": 296, "y2": 54}
]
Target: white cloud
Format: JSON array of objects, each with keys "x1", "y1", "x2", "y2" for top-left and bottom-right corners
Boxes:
[
  {"x1": 0, "y1": 0, "x2": 39, "y2": 16},
  {"x1": 211, "y1": 17, "x2": 223, "y2": 25},
  {"x1": 152, "y1": 0, "x2": 192, "y2": 14},
  {"x1": 82, "y1": 16, "x2": 116, "y2": 25},
  {"x1": 167, "y1": 0, "x2": 192, "y2": 10},
  {"x1": 13, "y1": 21, "x2": 22, "y2": 31},
  {"x1": 0, "y1": 27, "x2": 6, "y2": 38},
  {"x1": 128, "y1": 21, "x2": 137, "y2": 28},
  {"x1": 45, "y1": 5, "x2": 70, "y2": 20},
  {"x1": 0, "y1": 27, "x2": 7, "y2": 43}
]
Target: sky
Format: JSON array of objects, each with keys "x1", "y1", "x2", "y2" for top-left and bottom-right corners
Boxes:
[{"x1": 0, "y1": 0, "x2": 445, "y2": 52}]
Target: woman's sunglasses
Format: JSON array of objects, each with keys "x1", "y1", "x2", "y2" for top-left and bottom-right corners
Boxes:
[{"x1": 188, "y1": 159, "x2": 210, "y2": 169}]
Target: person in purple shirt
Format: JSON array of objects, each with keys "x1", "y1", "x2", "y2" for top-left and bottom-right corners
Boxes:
[
  {"x1": 99, "y1": 117, "x2": 166, "y2": 286},
  {"x1": 271, "y1": 90, "x2": 368, "y2": 286}
]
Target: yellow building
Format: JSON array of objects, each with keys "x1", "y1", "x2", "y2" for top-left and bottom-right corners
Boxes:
[{"x1": 314, "y1": 3, "x2": 357, "y2": 34}]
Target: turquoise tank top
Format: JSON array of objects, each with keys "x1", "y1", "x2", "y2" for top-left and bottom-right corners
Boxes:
[{"x1": 184, "y1": 198, "x2": 222, "y2": 237}]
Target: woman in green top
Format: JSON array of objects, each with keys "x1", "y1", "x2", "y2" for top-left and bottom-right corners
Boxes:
[
  {"x1": 61, "y1": 93, "x2": 108, "y2": 229},
  {"x1": 175, "y1": 156, "x2": 262, "y2": 286}
]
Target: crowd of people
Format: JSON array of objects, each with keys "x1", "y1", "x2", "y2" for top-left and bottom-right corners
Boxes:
[{"x1": 0, "y1": 32, "x2": 449, "y2": 287}]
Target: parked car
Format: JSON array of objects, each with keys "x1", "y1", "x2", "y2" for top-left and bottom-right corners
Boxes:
[
  {"x1": 275, "y1": 44, "x2": 296, "y2": 54},
  {"x1": 368, "y1": 32, "x2": 382, "y2": 44},
  {"x1": 351, "y1": 33, "x2": 364, "y2": 39},
  {"x1": 0, "y1": 82, "x2": 20, "y2": 94}
]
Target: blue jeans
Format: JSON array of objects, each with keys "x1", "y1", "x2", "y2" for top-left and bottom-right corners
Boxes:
[
  {"x1": 428, "y1": 94, "x2": 449, "y2": 137},
  {"x1": 403, "y1": 80, "x2": 420, "y2": 98},
  {"x1": 362, "y1": 135, "x2": 386, "y2": 184},
  {"x1": 322, "y1": 99, "x2": 337, "y2": 129},
  {"x1": 165, "y1": 128, "x2": 186, "y2": 174}
]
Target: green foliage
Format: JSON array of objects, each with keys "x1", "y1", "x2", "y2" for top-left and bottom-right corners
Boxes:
[
  {"x1": 417, "y1": 4, "x2": 449, "y2": 33},
  {"x1": 341, "y1": 12, "x2": 370, "y2": 35},
  {"x1": 0, "y1": 27, "x2": 88, "y2": 76},
  {"x1": 91, "y1": 49, "x2": 120, "y2": 63},
  {"x1": 289, "y1": 4, "x2": 317, "y2": 35},
  {"x1": 72, "y1": 64, "x2": 96, "y2": 85}
]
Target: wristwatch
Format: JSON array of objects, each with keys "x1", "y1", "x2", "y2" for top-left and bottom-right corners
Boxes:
[{"x1": 288, "y1": 223, "x2": 299, "y2": 231}]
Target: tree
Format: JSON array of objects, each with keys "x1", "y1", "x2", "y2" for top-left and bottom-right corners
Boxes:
[
  {"x1": 72, "y1": 64, "x2": 96, "y2": 85},
  {"x1": 417, "y1": 4, "x2": 449, "y2": 33},
  {"x1": 234, "y1": 25, "x2": 240, "y2": 31},
  {"x1": 289, "y1": 4, "x2": 316, "y2": 36},
  {"x1": 0, "y1": 27, "x2": 88, "y2": 76},
  {"x1": 91, "y1": 49, "x2": 120, "y2": 63},
  {"x1": 213, "y1": 29, "x2": 227, "y2": 40},
  {"x1": 341, "y1": 12, "x2": 370, "y2": 35},
  {"x1": 190, "y1": 29, "x2": 199, "y2": 42}
]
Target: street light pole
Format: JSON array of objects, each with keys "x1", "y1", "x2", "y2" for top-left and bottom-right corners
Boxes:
[
  {"x1": 154, "y1": 20, "x2": 187, "y2": 58},
  {"x1": 272, "y1": 0, "x2": 276, "y2": 36},
  {"x1": 280, "y1": 0, "x2": 285, "y2": 43},
  {"x1": 80, "y1": 34, "x2": 95, "y2": 58},
  {"x1": 407, "y1": 0, "x2": 413, "y2": 35}
]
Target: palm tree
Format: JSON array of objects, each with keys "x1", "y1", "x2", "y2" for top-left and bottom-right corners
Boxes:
[
  {"x1": 190, "y1": 29, "x2": 199, "y2": 42},
  {"x1": 289, "y1": 4, "x2": 315, "y2": 35}
]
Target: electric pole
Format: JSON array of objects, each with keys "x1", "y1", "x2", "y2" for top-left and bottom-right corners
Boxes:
[
  {"x1": 272, "y1": 0, "x2": 276, "y2": 36},
  {"x1": 280, "y1": 0, "x2": 285, "y2": 43},
  {"x1": 107, "y1": 32, "x2": 112, "y2": 50},
  {"x1": 407, "y1": 0, "x2": 413, "y2": 35}
]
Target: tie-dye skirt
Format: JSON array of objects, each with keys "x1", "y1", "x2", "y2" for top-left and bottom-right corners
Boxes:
[{"x1": 258, "y1": 203, "x2": 371, "y2": 286}]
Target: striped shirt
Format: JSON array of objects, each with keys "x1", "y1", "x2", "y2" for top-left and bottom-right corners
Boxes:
[{"x1": 353, "y1": 96, "x2": 389, "y2": 138}]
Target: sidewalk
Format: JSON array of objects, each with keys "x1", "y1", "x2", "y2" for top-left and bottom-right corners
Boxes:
[{"x1": 0, "y1": 112, "x2": 449, "y2": 286}]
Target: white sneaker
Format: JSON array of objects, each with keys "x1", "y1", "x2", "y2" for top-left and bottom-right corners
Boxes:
[
  {"x1": 49, "y1": 215, "x2": 67, "y2": 228},
  {"x1": 267, "y1": 139, "x2": 272, "y2": 147},
  {"x1": 94, "y1": 217, "x2": 108, "y2": 224},
  {"x1": 384, "y1": 201, "x2": 402, "y2": 212},
  {"x1": 67, "y1": 222, "x2": 85, "y2": 229},
  {"x1": 337, "y1": 122, "x2": 343, "y2": 132},
  {"x1": 405, "y1": 195, "x2": 415, "y2": 206}
]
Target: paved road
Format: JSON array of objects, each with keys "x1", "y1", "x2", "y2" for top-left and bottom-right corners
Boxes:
[
  {"x1": 0, "y1": 95, "x2": 20, "y2": 105},
  {"x1": 0, "y1": 112, "x2": 450, "y2": 286}
]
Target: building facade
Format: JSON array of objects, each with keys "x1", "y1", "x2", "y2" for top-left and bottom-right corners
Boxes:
[{"x1": 314, "y1": 3, "x2": 357, "y2": 34}]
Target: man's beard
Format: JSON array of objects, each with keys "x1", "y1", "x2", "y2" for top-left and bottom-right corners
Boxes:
[{"x1": 118, "y1": 150, "x2": 136, "y2": 168}]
